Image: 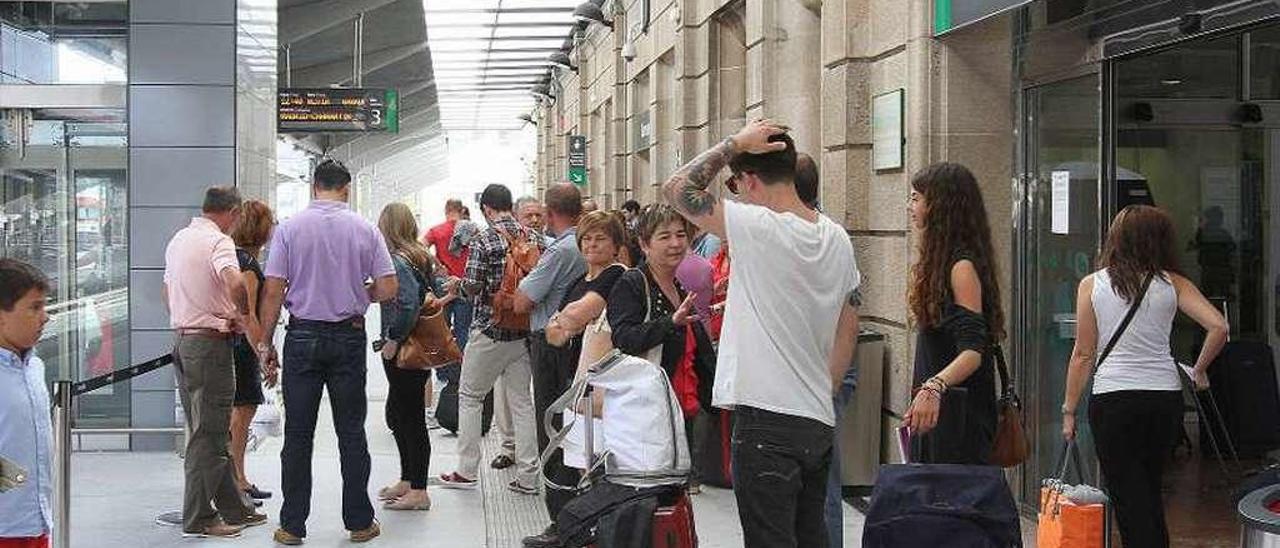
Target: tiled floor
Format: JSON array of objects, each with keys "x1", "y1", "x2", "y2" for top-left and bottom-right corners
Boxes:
[{"x1": 66, "y1": 306, "x2": 864, "y2": 547}]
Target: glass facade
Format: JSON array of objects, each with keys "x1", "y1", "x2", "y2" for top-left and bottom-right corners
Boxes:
[{"x1": 1, "y1": 1, "x2": 129, "y2": 426}]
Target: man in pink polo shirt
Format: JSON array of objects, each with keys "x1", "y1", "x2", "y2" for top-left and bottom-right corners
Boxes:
[{"x1": 163, "y1": 186, "x2": 266, "y2": 539}]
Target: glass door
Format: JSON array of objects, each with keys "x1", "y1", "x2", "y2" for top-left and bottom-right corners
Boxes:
[
  {"x1": 1019, "y1": 74, "x2": 1103, "y2": 503},
  {"x1": 1, "y1": 107, "x2": 128, "y2": 426}
]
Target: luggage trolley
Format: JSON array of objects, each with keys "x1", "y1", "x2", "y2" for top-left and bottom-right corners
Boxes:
[{"x1": 540, "y1": 351, "x2": 698, "y2": 548}]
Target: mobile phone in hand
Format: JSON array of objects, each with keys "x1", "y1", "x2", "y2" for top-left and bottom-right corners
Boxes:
[{"x1": 0, "y1": 455, "x2": 28, "y2": 493}]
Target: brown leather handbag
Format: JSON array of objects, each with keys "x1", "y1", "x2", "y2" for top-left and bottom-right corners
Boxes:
[
  {"x1": 990, "y1": 346, "x2": 1030, "y2": 468},
  {"x1": 396, "y1": 294, "x2": 462, "y2": 370},
  {"x1": 394, "y1": 257, "x2": 462, "y2": 370}
]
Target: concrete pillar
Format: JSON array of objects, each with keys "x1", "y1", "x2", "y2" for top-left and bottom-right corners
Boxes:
[{"x1": 127, "y1": 0, "x2": 277, "y2": 451}]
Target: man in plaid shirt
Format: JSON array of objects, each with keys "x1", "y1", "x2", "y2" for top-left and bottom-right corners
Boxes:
[{"x1": 440, "y1": 184, "x2": 546, "y2": 493}]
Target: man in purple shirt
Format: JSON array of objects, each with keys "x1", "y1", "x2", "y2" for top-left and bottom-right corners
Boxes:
[{"x1": 259, "y1": 159, "x2": 397, "y2": 545}]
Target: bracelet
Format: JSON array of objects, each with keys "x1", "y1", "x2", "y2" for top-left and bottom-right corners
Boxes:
[
  {"x1": 919, "y1": 386, "x2": 942, "y2": 400},
  {"x1": 925, "y1": 376, "x2": 948, "y2": 395},
  {"x1": 1061, "y1": 404, "x2": 1075, "y2": 416}
]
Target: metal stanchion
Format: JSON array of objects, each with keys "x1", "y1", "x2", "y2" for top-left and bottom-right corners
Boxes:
[{"x1": 52, "y1": 380, "x2": 72, "y2": 548}]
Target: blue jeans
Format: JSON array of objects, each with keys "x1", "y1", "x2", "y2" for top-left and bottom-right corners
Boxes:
[
  {"x1": 279, "y1": 319, "x2": 374, "y2": 537},
  {"x1": 437, "y1": 299, "x2": 473, "y2": 386},
  {"x1": 826, "y1": 367, "x2": 858, "y2": 548}
]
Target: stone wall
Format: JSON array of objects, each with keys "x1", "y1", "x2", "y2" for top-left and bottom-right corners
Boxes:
[{"x1": 535, "y1": 0, "x2": 1015, "y2": 452}]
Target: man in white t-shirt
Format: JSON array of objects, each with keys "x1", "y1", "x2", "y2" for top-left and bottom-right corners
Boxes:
[{"x1": 662, "y1": 120, "x2": 861, "y2": 548}]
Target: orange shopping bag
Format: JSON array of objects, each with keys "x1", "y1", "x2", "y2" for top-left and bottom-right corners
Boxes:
[
  {"x1": 1037, "y1": 441, "x2": 1107, "y2": 548},
  {"x1": 1038, "y1": 486, "x2": 1105, "y2": 548}
]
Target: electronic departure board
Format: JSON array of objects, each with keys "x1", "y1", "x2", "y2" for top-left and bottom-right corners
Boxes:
[{"x1": 278, "y1": 88, "x2": 399, "y2": 133}]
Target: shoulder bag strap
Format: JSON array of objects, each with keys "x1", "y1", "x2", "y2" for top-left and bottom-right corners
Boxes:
[
  {"x1": 1094, "y1": 272, "x2": 1155, "y2": 369},
  {"x1": 992, "y1": 345, "x2": 1015, "y2": 397},
  {"x1": 395, "y1": 253, "x2": 428, "y2": 298}
]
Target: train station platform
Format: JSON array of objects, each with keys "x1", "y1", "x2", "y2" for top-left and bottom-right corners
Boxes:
[{"x1": 66, "y1": 310, "x2": 866, "y2": 547}]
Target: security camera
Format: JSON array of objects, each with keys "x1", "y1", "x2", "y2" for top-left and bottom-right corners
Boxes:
[{"x1": 621, "y1": 38, "x2": 636, "y2": 61}]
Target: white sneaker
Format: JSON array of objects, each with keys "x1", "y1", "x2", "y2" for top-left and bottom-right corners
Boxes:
[{"x1": 425, "y1": 414, "x2": 442, "y2": 430}]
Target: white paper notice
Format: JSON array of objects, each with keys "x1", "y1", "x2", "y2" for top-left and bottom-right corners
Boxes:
[{"x1": 1051, "y1": 170, "x2": 1071, "y2": 235}]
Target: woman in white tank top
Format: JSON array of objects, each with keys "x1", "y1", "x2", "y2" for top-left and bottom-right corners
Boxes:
[{"x1": 1060, "y1": 205, "x2": 1228, "y2": 548}]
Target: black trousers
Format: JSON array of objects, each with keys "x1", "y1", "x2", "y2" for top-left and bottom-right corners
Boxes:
[
  {"x1": 1089, "y1": 390, "x2": 1183, "y2": 548},
  {"x1": 529, "y1": 333, "x2": 580, "y2": 522},
  {"x1": 383, "y1": 359, "x2": 431, "y2": 489},
  {"x1": 731, "y1": 406, "x2": 833, "y2": 548}
]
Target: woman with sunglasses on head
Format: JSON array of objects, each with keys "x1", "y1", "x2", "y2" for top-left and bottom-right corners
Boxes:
[
  {"x1": 1061, "y1": 205, "x2": 1227, "y2": 547},
  {"x1": 522, "y1": 211, "x2": 630, "y2": 548},
  {"x1": 903, "y1": 162, "x2": 1006, "y2": 465}
]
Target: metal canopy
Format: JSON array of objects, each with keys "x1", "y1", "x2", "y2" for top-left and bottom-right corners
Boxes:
[
  {"x1": 278, "y1": 0, "x2": 447, "y2": 207},
  {"x1": 425, "y1": 0, "x2": 586, "y2": 131}
]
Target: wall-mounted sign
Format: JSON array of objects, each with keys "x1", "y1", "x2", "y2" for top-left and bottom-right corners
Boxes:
[
  {"x1": 632, "y1": 109, "x2": 654, "y2": 153},
  {"x1": 278, "y1": 88, "x2": 399, "y2": 133},
  {"x1": 872, "y1": 89, "x2": 904, "y2": 171},
  {"x1": 567, "y1": 135, "x2": 587, "y2": 186},
  {"x1": 934, "y1": 0, "x2": 1032, "y2": 35},
  {"x1": 1051, "y1": 170, "x2": 1071, "y2": 235}
]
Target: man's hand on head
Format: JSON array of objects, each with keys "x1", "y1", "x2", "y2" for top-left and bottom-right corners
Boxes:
[{"x1": 731, "y1": 119, "x2": 790, "y2": 155}]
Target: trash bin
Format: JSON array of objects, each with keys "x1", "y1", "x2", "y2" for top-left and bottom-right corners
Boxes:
[
  {"x1": 838, "y1": 329, "x2": 886, "y2": 491},
  {"x1": 1239, "y1": 484, "x2": 1280, "y2": 547}
]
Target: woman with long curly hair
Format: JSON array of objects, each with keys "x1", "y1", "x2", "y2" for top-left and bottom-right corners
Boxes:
[
  {"x1": 904, "y1": 162, "x2": 1005, "y2": 464},
  {"x1": 1060, "y1": 205, "x2": 1226, "y2": 547}
]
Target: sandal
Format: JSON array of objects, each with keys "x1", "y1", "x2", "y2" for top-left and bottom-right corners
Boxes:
[
  {"x1": 384, "y1": 493, "x2": 431, "y2": 511},
  {"x1": 490, "y1": 454, "x2": 516, "y2": 470},
  {"x1": 378, "y1": 483, "x2": 410, "y2": 501}
]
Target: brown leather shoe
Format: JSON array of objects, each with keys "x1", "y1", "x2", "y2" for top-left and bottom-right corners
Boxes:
[
  {"x1": 227, "y1": 512, "x2": 268, "y2": 528},
  {"x1": 273, "y1": 528, "x2": 304, "y2": 545},
  {"x1": 350, "y1": 520, "x2": 381, "y2": 543},
  {"x1": 182, "y1": 521, "x2": 244, "y2": 539}
]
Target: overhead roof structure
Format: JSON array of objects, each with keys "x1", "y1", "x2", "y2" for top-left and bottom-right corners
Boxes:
[
  {"x1": 424, "y1": 0, "x2": 585, "y2": 131},
  {"x1": 278, "y1": 0, "x2": 448, "y2": 210}
]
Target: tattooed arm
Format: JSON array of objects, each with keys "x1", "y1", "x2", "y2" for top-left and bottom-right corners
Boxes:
[{"x1": 661, "y1": 119, "x2": 789, "y2": 239}]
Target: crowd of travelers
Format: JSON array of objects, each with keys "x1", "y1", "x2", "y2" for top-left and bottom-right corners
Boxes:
[{"x1": 0, "y1": 118, "x2": 1229, "y2": 548}]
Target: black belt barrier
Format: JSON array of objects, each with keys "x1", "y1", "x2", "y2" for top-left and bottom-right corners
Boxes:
[{"x1": 70, "y1": 354, "x2": 174, "y2": 397}]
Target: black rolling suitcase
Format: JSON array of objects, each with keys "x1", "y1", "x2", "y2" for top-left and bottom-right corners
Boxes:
[
  {"x1": 1203, "y1": 341, "x2": 1280, "y2": 458},
  {"x1": 434, "y1": 381, "x2": 494, "y2": 436}
]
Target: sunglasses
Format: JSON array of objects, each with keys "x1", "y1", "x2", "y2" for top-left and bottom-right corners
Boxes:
[{"x1": 726, "y1": 172, "x2": 743, "y2": 195}]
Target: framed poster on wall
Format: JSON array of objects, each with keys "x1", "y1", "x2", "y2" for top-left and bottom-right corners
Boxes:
[{"x1": 873, "y1": 89, "x2": 905, "y2": 171}]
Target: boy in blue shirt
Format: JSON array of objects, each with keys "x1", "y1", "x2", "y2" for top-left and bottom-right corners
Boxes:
[{"x1": 0, "y1": 259, "x2": 53, "y2": 548}]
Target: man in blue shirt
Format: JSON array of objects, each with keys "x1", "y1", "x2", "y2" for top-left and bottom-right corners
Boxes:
[
  {"x1": 0, "y1": 259, "x2": 53, "y2": 548},
  {"x1": 511, "y1": 184, "x2": 586, "y2": 547}
]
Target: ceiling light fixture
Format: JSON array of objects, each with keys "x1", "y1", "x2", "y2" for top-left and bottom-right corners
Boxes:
[
  {"x1": 549, "y1": 51, "x2": 578, "y2": 73},
  {"x1": 573, "y1": 2, "x2": 613, "y2": 28}
]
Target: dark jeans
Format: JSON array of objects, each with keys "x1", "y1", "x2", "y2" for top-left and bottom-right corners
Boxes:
[
  {"x1": 1089, "y1": 390, "x2": 1183, "y2": 548},
  {"x1": 383, "y1": 359, "x2": 431, "y2": 489},
  {"x1": 437, "y1": 300, "x2": 473, "y2": 387},
  {"x1": 826, "y1": 366, "x2": 858, "y2": 548},
  {"x1": 731, "y1": 406, "x2": 833, "y2": 548},
  {"x1": 529, "y1": 333, "x2": 578, "y2": 521},
  {"x1": 280, "y1": 320, "x2": 374, "y2": 537}
]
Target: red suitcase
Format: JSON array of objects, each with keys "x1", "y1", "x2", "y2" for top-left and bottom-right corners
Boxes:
[{"x1": 651, "y1": 492, "x2": 698, "y2": 548}]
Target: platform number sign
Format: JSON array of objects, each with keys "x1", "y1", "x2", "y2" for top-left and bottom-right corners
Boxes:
[{"x1": 568, "y1": 135, "x2": 587, "y2": 186}]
